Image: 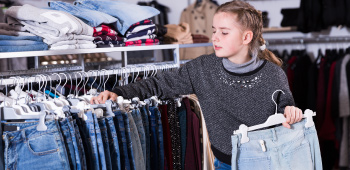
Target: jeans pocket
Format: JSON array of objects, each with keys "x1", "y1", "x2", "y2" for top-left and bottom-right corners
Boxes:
[
  {"x1": 283, "y1": 142, "x2": 313, "y2": 170},
  {"x1": 27, "y1": 134, "x2": 59, "y2": 156},
  {"x1": 238, "y1": 157, "x2": 271, "y2": 170}
]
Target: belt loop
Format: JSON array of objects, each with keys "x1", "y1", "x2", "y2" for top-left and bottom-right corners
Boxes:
[
  {"x1": 237, "y1": 134, "x2": 242, "y2": 147},
  {"x1": 21, "y1": 130, "x2": 26, "y2": 142},
  {"x1": 272, "y1": 129, "x2": 277, "y2": 141}
]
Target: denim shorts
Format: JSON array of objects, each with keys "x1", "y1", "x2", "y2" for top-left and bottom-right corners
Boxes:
[
  {"x1": 231, "y1": 119, "x2": 322, "y2": 170},
  {"x1": 3, "y1": 120, "x2": 70, "y2": 170}
]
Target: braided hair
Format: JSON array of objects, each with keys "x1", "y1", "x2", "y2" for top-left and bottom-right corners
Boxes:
[{"x1": 216, "y1": 0, "x2": 282, "y2": 66}]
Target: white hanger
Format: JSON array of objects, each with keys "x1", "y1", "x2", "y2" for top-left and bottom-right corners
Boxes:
[{"x1": 233, "y1": 90, "x2": 316, "y2": 144}]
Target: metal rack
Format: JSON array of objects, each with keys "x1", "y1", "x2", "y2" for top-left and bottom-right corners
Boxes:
[
  {"x1": 0, "y1": 43, "x2": 213, "y2": 85},
  {"x1": 266, "y1": 36, "x2": 350, "y2": 45}
]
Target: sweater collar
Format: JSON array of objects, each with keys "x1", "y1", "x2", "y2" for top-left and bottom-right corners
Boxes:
[{"x1": 222, "y1": 53, "x2": 263, "y2": 74}]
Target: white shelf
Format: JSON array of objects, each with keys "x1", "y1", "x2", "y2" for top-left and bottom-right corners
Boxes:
[{"x1": 0, "y1": 44, "x2": 181, "y2": 59}]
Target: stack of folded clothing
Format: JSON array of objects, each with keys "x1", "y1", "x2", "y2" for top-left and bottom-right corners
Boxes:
[
  {"x1": 164, "y1": 22, "x2": 193, "y2": 44},
  {"x1": 191, "y1": 34, "x2": 210, "y2": 43},
  {"x1": 0, "y1": 23, "x2": 34, "y2": 36},
  {"x1": 93, "y1": 25, "x2": 124, "y2": 48},
  {"x1": 0, "y1": 35, "x2": 48, "y2": 52},
  {"x1": 124, "y1": 19, "x2": 159, "y2": 46},
  {"x1": 5, "y1": 4, "x2": 96, "y2": 50}
]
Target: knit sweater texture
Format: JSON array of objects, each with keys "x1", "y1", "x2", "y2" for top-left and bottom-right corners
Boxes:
[{"x1": 113, "y1": 53, "x2": 295, "y2": 164}]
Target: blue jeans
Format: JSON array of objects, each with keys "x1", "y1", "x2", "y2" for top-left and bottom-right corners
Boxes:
[
  {"x1": 153, "y1": 107, "x2": 165, "y2": 170},
  {"x1": 0, "y1": 44, "x2": 48, "y2": 52},
  {"x1": 72, "y1": 118, "x2": 87, "y2": 170},
  {"x1": 131, "y1": 108, "x2": 146, "y2": 167},
  {"x1": 178, "y1": 102, "x2": 187, "y2": 170},
  {"x1": 59, "y1": 118, "x2": 77, "y2": 170},
  {"x1": 0, "y1": 40, "x2": 46, "y2": 46},
  {"x1": 140, "y1": 106, "x2": 151, "y2": 170},
  {"x1": 98, "y1": 118, "x2": 113, "y2": 170},
  {"x1": 0, "y1": 35, "x2": 43, "y2": 41},
  {"x1": 148, "y1": 108, "x2": 158, "y2": 170},
  {"x1": 122, "y1": 111, "x2": 136, "y2": 170},
  {"x1": 49, "y1": 1, "x2": 117, "y2": 27},
  {"x1": 114, "y1": 111, "x2": 131, "y2": 170},
  {"x1": 3, "y1": 120, "x2": 70, "y2": 170},
  {"x1": 74, "y1": 0, "x2": 159, "y2": 35},
  {"x1": 105, "y1": 117, "x2": 121, "y2": 170},
  {"x1": 214, "y1": 158, "x2": 231, "y2": 170},
  {"x1": 71, "y1": 112, "x2": 92, "y2": 169},
  {"x1": 231, "y1": 119, "x2": 323, "y2": 170},
  {"x1": 128, "y1": 111, "x2": 145, "y2": 170},
  {"x1": 92, "y1": 114, "x2": 107, "y2": 170},
  {"x1": 82, "y1": 111, "x2": 100, "y2": 170}
]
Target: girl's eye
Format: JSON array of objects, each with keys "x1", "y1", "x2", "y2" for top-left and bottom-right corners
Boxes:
[
  {"x1": 213, "y1": 31, "x2": 216, "y2": 34},
  {"x1": 222, "y1": 32, "x2": 228, "y2": 35}
]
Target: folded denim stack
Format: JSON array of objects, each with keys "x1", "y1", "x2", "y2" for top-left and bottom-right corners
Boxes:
[
  {"x1": 74, "y1": 0, "x2": 160, "y2": 35},
  {"x1": 0, "y1": 35, "x2": 48, "y2": 52},
  {"x1": 93, "y1": 25, "x2": 124, "y2": 48},
  {"x1": 124, "y1": 19, "x2": 159, "y2": 46},
  {"x1": 5, "y1": 4, "x2": 96, "y2": 50},
  {"x1": 0, "y1": 23, "x2": 34, "y2": 36}
]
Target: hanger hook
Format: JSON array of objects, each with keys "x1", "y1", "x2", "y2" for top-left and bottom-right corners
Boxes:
[
  {"x1": 59, "y1": 73, "x2": 68, "y2": 95},
  {"x1": 112, "y1": 68, "x2": 119, "y2": 90},
  {"x1": 81, "y1": 72, "x2": 89, "y2": 95},
  {"x1": 272, "y1": 89, "x2": 285, "y2": 114},
  {"x1": 52, "y1": 73, "x2": 61, "y2": 100},
  {"x1": 103, "y1": 69, "x2": 110, "y2": 91}
]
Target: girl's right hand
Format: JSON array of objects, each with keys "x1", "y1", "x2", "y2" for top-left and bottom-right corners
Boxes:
[{"x1": 90, "y1": 90, "x2": 118, "y2": 104}]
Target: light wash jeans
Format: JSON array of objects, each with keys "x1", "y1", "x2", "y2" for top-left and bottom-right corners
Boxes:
[
  {"x1": 231, "y1": 119, "x2": 322, "y2": 170},
  {"x1": 3, "y1": 120, "x2": 71, "y2": 170},
  {"x1": 74, "y1": 0, "x2": 159, "y2": 35},
  {"x1": 49, "y1": 1, "x2": 117, "y2": 27}
]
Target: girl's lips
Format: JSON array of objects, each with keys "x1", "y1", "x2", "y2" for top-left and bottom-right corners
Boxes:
[{"x1": 214, "y1": 46, "x2": 222, "y2": 50}]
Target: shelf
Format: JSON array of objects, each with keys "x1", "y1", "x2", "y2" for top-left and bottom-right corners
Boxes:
[
  {"x1": 179, "y1": 43, "x2": 212, "y2": 48},
  {"x1": 263, "y1": 26, "x2": 297, "y2": 33},
  {"x1": 0, "y1": 44, "x2": 181, "y2": 59}
]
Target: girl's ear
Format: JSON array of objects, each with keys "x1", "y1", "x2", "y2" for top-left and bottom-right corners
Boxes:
[{"x1": 242, "y1": 30, "x2": 253, "y2": 45}]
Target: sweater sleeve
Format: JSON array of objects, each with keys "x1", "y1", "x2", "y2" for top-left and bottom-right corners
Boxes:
[
  {"x1": 276, "y1": 67, "x2": 295, "y2": 113},
  {"x1": 112, "y1": 61, "x2": 195, "y2": 100}
]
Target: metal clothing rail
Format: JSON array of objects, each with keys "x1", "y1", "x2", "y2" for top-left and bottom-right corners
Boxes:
[
  {"x1": 266, "y1": 36, "x2": 350, "y2": 45},
  {"x1": 0, "y1": 63, "x2": 179, "y2": 85}
]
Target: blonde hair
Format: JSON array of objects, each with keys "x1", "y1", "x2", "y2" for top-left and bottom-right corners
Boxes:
[{"x1": 216, "y1": 0, "x2": 282, "y2": 66}]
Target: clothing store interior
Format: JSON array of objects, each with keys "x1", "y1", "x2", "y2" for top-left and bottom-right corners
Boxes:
[{"x1": 0, "y1": 0, "x2": 349, "y2": 170}]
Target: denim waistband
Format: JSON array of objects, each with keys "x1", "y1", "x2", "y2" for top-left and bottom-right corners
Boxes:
[
  {"x1": 3, "y1": 120, "x2": 58, "y2": 143},
  {"x1": 233, "y1": 119, "x2": 315, "y2": 144}
]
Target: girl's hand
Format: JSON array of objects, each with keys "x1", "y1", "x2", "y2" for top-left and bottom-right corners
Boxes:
[
  {"x1": 90, "y1": 90, "x2": 118, "y2": 104},
  {"x1": 282, "y1": 106, "x2": 303, "y2": 129}
]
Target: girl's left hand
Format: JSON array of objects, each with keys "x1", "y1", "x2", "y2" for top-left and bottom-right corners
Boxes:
[{"x1": 282, "y1": 106, "x2": 303, "y2": 129}]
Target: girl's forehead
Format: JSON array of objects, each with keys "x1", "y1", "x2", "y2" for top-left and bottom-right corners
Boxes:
[{"x1": 213, "y1": 12, "x2": 241, "y2": 28}]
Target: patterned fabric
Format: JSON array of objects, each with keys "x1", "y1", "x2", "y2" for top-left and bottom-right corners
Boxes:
[
  {"x1": 93, "y1": 25, "x2": 118, "y2": 37},
  {"x1": 94, "y1": 35, "x2": 124, "y2": 41},
  {"x1": 167, "y1": 100, "x2": 182, "y2": 170},
  {"x1": 125, "y1": 39, "x2": 159, "y2": 46}
]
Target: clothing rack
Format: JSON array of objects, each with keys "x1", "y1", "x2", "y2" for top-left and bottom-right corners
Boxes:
[
  {"x1": 266, "y1": 36, "x2": 350, "y2": 45},
  {"x1": 0, "y1": 63, "x2": 178, "y2": 85}
]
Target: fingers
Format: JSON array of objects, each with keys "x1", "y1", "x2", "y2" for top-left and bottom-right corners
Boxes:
[
  {"x1": 289, "y1": 106, "x2": 296, "y2": 124},
  {"x1": 89, "y1": 90, "x2": 118, "y2": 104},
  {"x1": 282, "y1": 122, "x2": 291, "y2": 129},
  {"x1": 284, "y1": 106, "x2": 291, "y2": 124},
  {"x1": 284, "y1": 106, "x2": 303, "y2": 128}
]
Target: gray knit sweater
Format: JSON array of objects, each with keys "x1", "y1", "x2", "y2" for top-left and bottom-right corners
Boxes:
[{"x1": 113, "y1": 53, "x2": 294, "y2": 164}]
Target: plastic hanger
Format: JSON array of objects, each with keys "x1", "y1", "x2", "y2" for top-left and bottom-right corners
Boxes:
[{"x1": 233, "y1": 90, "x2": 316, "y2": 144}]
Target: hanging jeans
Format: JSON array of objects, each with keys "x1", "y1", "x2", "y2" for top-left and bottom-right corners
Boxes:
[
  {"x1": 231, "y1": 119, "x2": 322, "y2": 170},
  {"x1": 114, "y1": 111, "x2": 131, "y2": 170},
  {"x1": 105, "y1": 117, "x2": 121, "y2": 170},
  {"x1": 59, "y1": 118, "x2": 78, "y2": 170},
  {"x1": 98, "y1": 118, "x2": 113, "y2": 170},
  {"x1": 131, "y1": 108, "x2": 146, "y2": 168},
  {"x1": 3, "y1": 120, "x2": 70, "y2": 170},
  {"x1": 140, "y1": 106, "x2": 151, "y2": 170}
]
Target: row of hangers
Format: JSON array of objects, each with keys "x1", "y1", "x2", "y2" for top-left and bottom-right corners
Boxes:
[{"x1": 0, "y1": 64, "x2": 178, "y2": 132}]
